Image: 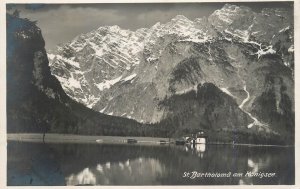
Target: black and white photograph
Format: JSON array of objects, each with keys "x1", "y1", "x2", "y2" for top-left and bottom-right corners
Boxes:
[{"x1": 3, "y1": 0, "x2": 297, "y2": 186}]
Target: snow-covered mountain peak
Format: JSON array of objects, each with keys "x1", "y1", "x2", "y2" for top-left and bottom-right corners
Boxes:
[
  {"x1": 222, "y1": 3, "x2": 251, "y2": 11},
  {"x1": 49, "y1": 4, "x2": 294, "y2": 123},
  {"x1": 148, "y1": 15, "x2": 194, "y2": 35},
  {"x1": 171, "y1": 14, "x2": 192, "y2": 22},
  {"x1": 95, "y1": 25, "x2": 132, "y2": 37},
  {"x1": 151, "y1": 22, "x2": 161, "y2": 29},
  {"x1": 209, "y1": 3, "x2": 254, "y2": 30}
]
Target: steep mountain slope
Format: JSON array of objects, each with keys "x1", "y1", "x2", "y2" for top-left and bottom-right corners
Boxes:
[
  {"x1": 158, "y1": 83, "x2": 251, "y2": 130},
  {"x1": 48, "y1": 4, "x2": 294, "y2": 143},
  {"x1": 6, "y1": 14, "x2": 146, "y2": 136}
]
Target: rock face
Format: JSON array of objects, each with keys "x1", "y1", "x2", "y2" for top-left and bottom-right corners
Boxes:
[
  {"x1": 6, "y1": 14, "x2": 144, "y2": 136},
  {"x1": 48, "y1": 4, "x2": 294, "y2": 143}
]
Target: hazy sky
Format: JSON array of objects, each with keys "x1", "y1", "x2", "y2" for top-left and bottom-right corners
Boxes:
[{"x1": 7, "y1": 2, "x2": 293, "y2": 50}]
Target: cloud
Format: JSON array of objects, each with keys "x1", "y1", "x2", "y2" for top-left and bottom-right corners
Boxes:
[
  {"x1": 25, "y1": 4, "x2": 46, "y2": 10},
  {"x1": 8, "y1": 2, "x2": 293, "y2": 50},
  {"x1": 19, "y1": 5, "x2": 126, "y2": 49}
]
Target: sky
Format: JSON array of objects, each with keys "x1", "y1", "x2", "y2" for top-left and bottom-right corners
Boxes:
[{"x1": 7, "y1": 2, "x2": 293, "y2": 50}]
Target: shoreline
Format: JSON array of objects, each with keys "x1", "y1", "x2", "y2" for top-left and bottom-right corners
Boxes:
[
  {"x1": 7, "y1": 133, "x2": 171, "y2": 145},
  {"x1": 6, "y1": 133, "x2": 293, "y2": 147}
]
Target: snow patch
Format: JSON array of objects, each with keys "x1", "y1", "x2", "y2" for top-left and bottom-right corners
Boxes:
[
  {"x1": 69, "y1": 76, "x2": 81, "y2": 89},
  {"x1": 239, "y1": 85, "x2": 269, "y2": 130},
  {"x1": 288, "y1": 45, "x2": 294, "y2": 53},
  {"x1": 56, "y1": 55, "x2": 80, "y2": 68},
  {"x1": 47, "y1": 53, "x2": 56, "y2": 60},
  {"x1": 224, "y1": 29, "x2": 249, "y2": 42},
  {"x1": 175, "y1": 85, "x2": 198, "y2": 95},
  {"x1": 251, "y1": 31, "x2": 261, "y2": 35},
  {"x1": 239, "y1": 85, "x2": 249, "y2": 109},
  {"x1": 100, "y1": 106, "x2": 108, "y2": 113},
  {"x1": 54, "y1": 74, "x2": 82, "y2": 90},
  {"x1": 279, "y1": 26, "x2": 290, "y2": 33},
  {"x1": 96, "y1": 76, "x2": 122, "y2": 91},
  {"x1": 122, "y1": 73, "x2": 137, "y2": 82},
  {"x1": 220, "y1": 88, "x2": 236, "y2": 98},
  {"x1": 255, "y1": 46, "x2": 276, "y2": 58},
  {"x1": 86, "y1": 97, "x2": 100, "y2": 108}
]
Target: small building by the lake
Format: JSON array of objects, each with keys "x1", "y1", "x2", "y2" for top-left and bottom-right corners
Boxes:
[{"x1": 195, "y1": 131, "x2": 208, "y2": 144}]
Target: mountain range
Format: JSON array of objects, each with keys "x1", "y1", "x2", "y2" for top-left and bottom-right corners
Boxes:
[
  {"x1": 7, "y1": 4, "x2": 294, "y2": 145},
  {"x1": 48, "y1": 4, "x2": 294, "y2": 143}
]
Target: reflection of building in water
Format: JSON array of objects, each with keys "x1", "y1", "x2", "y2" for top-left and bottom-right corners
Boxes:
[
  {"x1": 105, "y1": 162, "x2": 110, "y2": 169},
  {"x1": 195, "y1": 144, "x2": 206, "y2": 158},
  {"x1": 185, "y1": 143, "x2": 207, "y2": 158},
  {"x1": 196, "y1": 144, "x2": 205, "y2": 152}
]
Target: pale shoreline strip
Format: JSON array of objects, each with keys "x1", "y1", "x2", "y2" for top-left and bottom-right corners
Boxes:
[
  {"x1": 7, "y1": 133, "x2": 170, "y2": 145},
  {"x1": 6, "y1": 133, "x2": 293, "y2": 147}
]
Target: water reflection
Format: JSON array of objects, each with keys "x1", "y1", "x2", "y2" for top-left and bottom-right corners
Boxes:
[
  {"x1": 66, "y1": 157, "x2": 165, "y2": 185},
  {"x1": 196, "y1": 144, "x2": 206, "y2": 158},
  {"x1": 66, "y1": 168, "x2": 96, "y2": 185},
  {"x1": 7, "y1": 141, "x2": 294, "y2": 185},
  {"x1": 185, "y1": 144, "x2": 206, "y2": 158},
  {"x1": 239, "y1": 155, "x2": 273, "y2": 185}
]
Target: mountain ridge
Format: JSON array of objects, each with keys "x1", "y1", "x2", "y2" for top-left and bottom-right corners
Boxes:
[{"x1": 47, "y1": 4, "x2": 294, "y2": 144}]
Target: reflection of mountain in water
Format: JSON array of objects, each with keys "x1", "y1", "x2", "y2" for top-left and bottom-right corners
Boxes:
[
  {"x1": 239, "y1": 156, "x2": 271, "y2": 185},
  {"x1": 7, "y1": 142, "x2": 294, "y2": 185},
  {"x1": 66, "y1": 158, "x2": 165, "y2": 185}
]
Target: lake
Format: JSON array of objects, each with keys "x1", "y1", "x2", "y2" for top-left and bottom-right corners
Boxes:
[{"x1": 7, "y1": 141, "x2": 294, "y2": 185}]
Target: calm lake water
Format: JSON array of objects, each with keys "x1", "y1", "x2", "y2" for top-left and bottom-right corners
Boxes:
[{"x1": 7, "y1": 141, "x2": 294, "y2": 185}]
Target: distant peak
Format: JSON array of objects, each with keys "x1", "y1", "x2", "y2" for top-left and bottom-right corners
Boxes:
[
  {"x1": 223, "y1": 3, "x2": 239, "y2": 10},
  {"x1": 209, "y1": 3, "x2": 254, "y2": 26},
  {"x1": 171, "y1": 15, "x2": 191, "y2": 22},
  {"x1": 194, "y1": 16, "x2": 207, "y2": 23},
  {"x1": 152, "y1": 22, "x2": 161, "y2": 28},
  {"x1": 109, "y1": 25, "x2": 121, "y2": 30},
  {"x1": 221, "y1": 3, "x2": 252, "y2": 12},
  {"x1": 97, "y1": 25, "x2": 121, "y2": 32}
]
